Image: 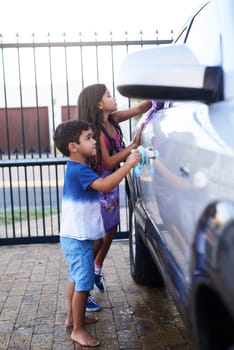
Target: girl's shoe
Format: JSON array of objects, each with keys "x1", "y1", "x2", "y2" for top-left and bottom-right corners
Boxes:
[
  {"x1": 86, "y1": 294, "x2": 102, "y2": 312},
  {"x1": 94, "y1": 274, "x2": 105, "y2": 292}
]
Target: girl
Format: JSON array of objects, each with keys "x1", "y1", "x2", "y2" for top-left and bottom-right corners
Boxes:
[{"x1": 78, "y1": 83, "x2": 152, "y2": 292}]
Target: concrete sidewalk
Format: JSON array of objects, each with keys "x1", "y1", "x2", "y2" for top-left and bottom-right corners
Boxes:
[{"x1": 0, "y1": 241, "x2": 195, "y2": 350}]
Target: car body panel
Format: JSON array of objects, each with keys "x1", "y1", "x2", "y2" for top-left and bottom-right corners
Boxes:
[{"x1": 138, "y1": 99, "x2": 234, "y2": 275}]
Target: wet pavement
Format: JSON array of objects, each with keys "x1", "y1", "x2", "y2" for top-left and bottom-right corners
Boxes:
[{"x1": 0, "y1": 241, "x2": 196, "y2": 349}]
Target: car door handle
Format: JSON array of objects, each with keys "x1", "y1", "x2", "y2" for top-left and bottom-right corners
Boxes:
[
  {"x1": 180, "y1": 166, "x2": 190, "y2": 177},
  {"x1": 145, "y1": 147, "x2": 159, "y2": 159}
]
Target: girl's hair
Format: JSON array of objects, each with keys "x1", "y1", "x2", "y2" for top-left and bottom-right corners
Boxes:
[
  {"x1": 53, "y1": 119, "x2": 93, "y2": 157},
  {"x1": 77, "y1": 83, "x2": 125, "y2": 173}
]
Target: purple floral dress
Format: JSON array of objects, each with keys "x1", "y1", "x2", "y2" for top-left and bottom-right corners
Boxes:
[{"x1": 99, "y1": 124, "x2": 123, "y2": 231}]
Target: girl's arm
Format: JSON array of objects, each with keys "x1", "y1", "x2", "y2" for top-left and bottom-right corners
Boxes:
[
  {"x1": 90, "y1": 150, "x2": 141, "y2": 192},
  {"x1": 100, "y1": 125, "x2": 143, "y2": 170},
  {"x1": 112, "y1": 100, "x2": 152, "y2": 123}
]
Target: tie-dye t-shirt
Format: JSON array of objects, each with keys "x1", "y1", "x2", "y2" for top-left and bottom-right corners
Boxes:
[{"x1": 60, "y1": 161, "x2": 105, "y2": 240}]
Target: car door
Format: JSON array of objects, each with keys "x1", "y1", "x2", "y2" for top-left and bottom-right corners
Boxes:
[
  {"x1": 138, "y1": 101, "x2": 221, "y2": 275},
  {"x1": 135, "y1": 0, "x2": 225, "y2": 281}
]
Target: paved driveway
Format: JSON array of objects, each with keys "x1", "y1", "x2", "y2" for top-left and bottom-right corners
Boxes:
[{"x1": 0, "y1": 241, "x2": 195, "y2": 349}]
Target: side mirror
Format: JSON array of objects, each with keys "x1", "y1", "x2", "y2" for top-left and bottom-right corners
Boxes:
[{"x1": 117, "y1": 45, "x2": 223, "y2": 103}]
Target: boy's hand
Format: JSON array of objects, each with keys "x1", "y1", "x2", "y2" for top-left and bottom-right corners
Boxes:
[{"x1": 126, "y1": 150, "x2": 142, "y2": 168}]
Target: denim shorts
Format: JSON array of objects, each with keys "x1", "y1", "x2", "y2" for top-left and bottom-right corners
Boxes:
[{"x1": 60, "y1": 236, "x2": 95, "y2": 292}]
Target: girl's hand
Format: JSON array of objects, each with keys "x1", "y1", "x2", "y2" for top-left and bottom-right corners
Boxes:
[
  {"x1": 137, "y1": 100, "x2": 152, "y2": 114},
  {"x1": 132, "y1": 123, "x2": 144, "y2": 148}
]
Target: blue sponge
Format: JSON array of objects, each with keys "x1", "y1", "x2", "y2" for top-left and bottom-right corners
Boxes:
[{"x1": 134, "y1": 146, "x2": 146, "y2": 176}]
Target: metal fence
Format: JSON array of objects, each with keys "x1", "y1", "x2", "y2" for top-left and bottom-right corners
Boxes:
[{"x1": 0, "y1": 32, "x2": 173, "y2": 245}]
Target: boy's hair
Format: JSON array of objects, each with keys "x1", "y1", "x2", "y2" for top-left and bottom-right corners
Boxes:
[{"x1": 53, "y1": 119, "x2": 93, "y2": 157}]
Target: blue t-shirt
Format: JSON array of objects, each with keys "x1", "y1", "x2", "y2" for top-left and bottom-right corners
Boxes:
[{"x1": 60, "y1": 161, "x2": 105, "y2": 240}]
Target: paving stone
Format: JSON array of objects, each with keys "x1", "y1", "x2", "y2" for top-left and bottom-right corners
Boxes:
[
  {"x1": 0, "y1": 334, "x2": 10, "y2": 350},
  {"x1": 0, "y1": 242, "x2": 196, "y2": 349}
]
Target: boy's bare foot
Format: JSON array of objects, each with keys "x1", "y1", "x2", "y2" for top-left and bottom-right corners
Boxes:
[
  {"x1": 65, "y1": 316, "x2": 98, "y2": 327},
  {"x1": 71, "y1": 329, "x2": 100, "y2": 347},
  {"x1": 65, "y1": 318, "x2": 73, "y2": 327},
  {"x1": 85, "y1": 316, "x2": 99, "y2": 324}
]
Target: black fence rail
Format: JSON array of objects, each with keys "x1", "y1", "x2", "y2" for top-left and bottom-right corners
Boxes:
[
  {"x1": 0, "y1": 158, "x2": 64, "y2": 244},
  {"x1": 0, "y1": 33, "x2": 173, "y2": 244}
]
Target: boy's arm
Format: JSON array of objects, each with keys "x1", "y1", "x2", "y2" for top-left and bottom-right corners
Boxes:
[
  {"x1": 90, "y1": 151, "x2": 141, "y2": 192},
  {"x1": 112, "y1": 101, "x2": 152, "y2": 123}
]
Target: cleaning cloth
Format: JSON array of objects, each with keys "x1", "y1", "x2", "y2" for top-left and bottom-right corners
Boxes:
[{"x1": 134, "y1": 146, "x2": 146, "y2": 176}]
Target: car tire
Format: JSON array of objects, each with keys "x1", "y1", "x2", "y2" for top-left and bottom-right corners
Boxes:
[{"x1": 129, "y1": 201, "x2": 164, "y2": 287}]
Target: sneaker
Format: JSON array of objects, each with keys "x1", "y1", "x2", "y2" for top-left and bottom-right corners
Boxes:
[
  {"x1": 86, "y1": 294, "x2": 102, "y2": 312},
  {"x1": 94, "y1": 273, "x2": 105, "y2": 292}
]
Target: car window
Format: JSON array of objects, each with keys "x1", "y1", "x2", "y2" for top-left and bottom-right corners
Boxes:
[
  {"x1": 175, "y1": 25, "x2": 188, "y2": 44},
  {"x1": 185, "y1": 2, "x2": 221, "y2": 65}
]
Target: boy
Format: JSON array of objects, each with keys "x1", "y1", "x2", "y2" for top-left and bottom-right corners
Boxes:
[{"x1": 53, "y1": 119, "x2": 141, "y2": 347}]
